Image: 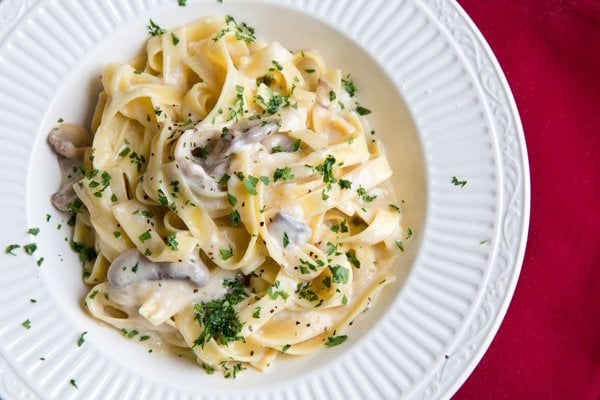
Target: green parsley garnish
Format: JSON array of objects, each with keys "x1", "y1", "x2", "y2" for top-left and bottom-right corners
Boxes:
[
  {"x1": 282, "y1": 344, "x2": 291, "y2": 352},
  {"x1": 193, "y1": 279, "x2": 247, "y2": 348},
  {"x1": 219, "y1": 247, "x2": 233, "y2": 261},
  {"x1": 244, "y1": 175, "x2": 259, "y2": 195},
  {"x1": 218, "y1": 174, "x2": 231, "y2": 186},
  {"x1": 357, "y1": 187, "x2": 377, "y2": 202},
  {"x1": 70, "y1": 379, "x2": 78, "y2": 389},
  {"x1": 342, "y1": 76, "x2": 356, "y2": 97},
  {"x1": 325, "y1": 334, "x2": 348, "y2": 347},
  {"x1": 77, "y1": 331, "x2": 87, "y2": 347},
  {"x1": 166, "y1": 232, "x2": 178, "y2": 250},
  {"x1": 345, "y1": 250, "x2": 361, "y2": 269},
  {"x1": 227, "y1": 193, "x2": 237, "y2": 207},
  {"x1": 23, "y1": 243, "x2": 37, "y2": 255},
  {"x1": 253, "y1": 306, "x2": 261, "y2": 318},
  {"x1": 27, "y1": 227, "x2": 40, "y2": 236},
  {"x1": 138, "y1": 230, "x2": 152, "y2": 242},
  {"x1": 338, "y1": 179, "x2": 352, "y2": 189},
  {"x1": 273, "y1": 167, "x2": 295, "y2": 182},
  {"x1": 329, "y1": 90, "x2": 336, "y2": 101},
  {"x1": 171, "y1": 32, "x2": 180, "y2": 45},
  {"x1": 36, "y1": 257, "x2": 44, "y2": 267},
  {"x1": 283, "y1": 232, "x2": 290, "y2": 248},
  {"x1": 395, "y1": 240, "x2": 404, "y2": 252},
  {"x1": 22, "y1": 319, "x2": 32, "y2": 329},
  {"x1": 5, "y1": 244, "x2": 20, "y2": 255},
  {"x1": 355, "y1": 105, "x2": 371, "y2": 115},
  {"x1": 451, "y1": 176, "x2": 467, "y2": 187},
  {"x1": 157, "y1": 189, "x2": 169, "y2": 206},
  {"x1": 147, "y1": 19, "x2": 166, "y2": 36},
  {"x1": 178, "y1": 0, "x2": 187, "y2": 5},
  {"x1": 229, "y1": 210, "x2": 241, "y2": 227},
  {"x1": 267, "y1": 280, "x2": 289, "y2": 300},
  {"x1": 330, "y1": 265, "x2": 349, "y2": 284}
]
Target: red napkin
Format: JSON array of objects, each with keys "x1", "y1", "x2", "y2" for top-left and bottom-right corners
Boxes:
[{"x1": 454, "y1": 1, "x2": 600, "y2": 399}]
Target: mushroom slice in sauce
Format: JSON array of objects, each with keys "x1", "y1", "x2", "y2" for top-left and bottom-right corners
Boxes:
[
  {"x1": 107, "y1": 249, "x2": 209, "y2": 289},
  {"x1": 47, "y1": 123, "x2": 92, "y2": 211},
  {"x1": 269, "y1": 211, "x2": 312, "y2": 249},
  {"x1": 174, "y1": 118, "x2": 280, "y2": 194},
  {"x1": 48, "y1": 123, "x2": 92, "y2": 160}
]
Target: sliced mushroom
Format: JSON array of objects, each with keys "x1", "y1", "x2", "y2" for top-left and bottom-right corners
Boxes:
[
  {"x1": 223, "y1": 119, "x2": 279, "y2": 156},
  {"x1": 47, "y1": 123, "x2": 92, "y2": 211},
  {"x1": 269, "y1": 211, "x2": 312, "y2": 249},
  {"x1": 48, "y1": 123, "x2": 92, "y2": 160},
  {"x1": 174, "y1": 118, "x2": 280, "y2": 194},
  {"x1": 51, "y1": 157, "x2": 83, "y2": 211},
  {"x1": 107, "y1": 249, "x2": 209, "y2": 289}
]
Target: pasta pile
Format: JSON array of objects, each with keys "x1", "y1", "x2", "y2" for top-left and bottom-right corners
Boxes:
[{"x1": 56, "y1": 16, "x2": 406, "y2": 375}]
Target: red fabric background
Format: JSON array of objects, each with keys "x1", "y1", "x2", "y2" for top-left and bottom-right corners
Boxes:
[{"x1": 454, "y1": 1, "x2": 600, "y2": 399}]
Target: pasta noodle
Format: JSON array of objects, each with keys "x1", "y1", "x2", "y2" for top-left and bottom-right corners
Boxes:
[{"x1": 49, "y1": 15, "x2": 407, "y2": 376}]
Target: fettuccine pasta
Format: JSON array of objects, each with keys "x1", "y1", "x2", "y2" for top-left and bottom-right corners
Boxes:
[{"x1": 49, "y1": 15, "x2": 407, "y2": 376}]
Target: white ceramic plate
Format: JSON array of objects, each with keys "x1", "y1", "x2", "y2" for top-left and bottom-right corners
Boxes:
[{"x1": 0, "y1": 0, "x2": 529, "y2": 399}]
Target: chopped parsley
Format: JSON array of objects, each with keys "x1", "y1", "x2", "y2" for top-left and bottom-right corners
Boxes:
[
  {"x1": 171, "y1": 32, "x2": 180, "y2": 45},
  {"x1": 338, "y1": 179, "x2": 352, "y2": 189},
  {"x1": 271, "y1": 60, "x2": 283, "y2": 71},
  {"x1": 213, "y1": 15, "x2": 256, "y2": 44},
  {"x1": 77, "y1": 331, "x2": 87, "y2": 347},
  {"x1": 5, "y1": 244, "x2": 20, "y2": 255},
  {"x1": 282, "y1": 344, "x2": 291, "y2": 352},
  {"x1": 244, "y1": 175, "x2": 259, "y2": 195},
  {"x1": 296, "y1": 282, "x2": 318, "y2": 302},
  {"x1": 283, "y1": 232, "x2": 290, "y2": 248},
  {"x1": 36, "y1": 257, "x2": 44, "y2": 267},
  {"x1": 345, "y1": 250, "x2": 361, "y2": 269},
  {"x1": 193, "y1": 279, "x2": 247, "y2": 348},
  {"x1": 342, "y1": 76, "x2": 357, "y2": 97},
  {"x1": 355, "y1": 105, "x2": 371, "y2": 115},
  {"x1": 113, "y1": 231, "x2": 121, "y2": 238},
  {"x1": 157, "y1": 189, "x2": 169, "y2": 206},
  {"x1": 70, "y1": 379, "x2": 78, "y2": 389},
  {"x1": 316, "y1": 155, "x2": 337, "y2": 184},
  {"x1": 253, "y1": 306, "x2": 261, "y2": 318},
  {"x1": 27, "y1": 227, "x2": 40, "y2": 236},
  {"x1": 218, "y1": 174, "x2": 231, "y2": 186},
  {"x1": 229, "y1": 210, "x2": 241, "y2": 227},
  {"x1": 330, "y1": 265, "x2": 349, "y2": 284},
  {"x1": 451, "y1": 176, "x2": 468, "y2": 187},
  {"x1": 406, "y1": 228, "x2": 413, "y2": 240},
  {"x1": 138, "y1": 230, "x2": 152, "y2": 242},
  {"x1": 325, "y1": 334, "x2": 348, "y2": 347},
  {"x1": 129, "y1": 151, "x2": 146, "y2": 172},
  {"x1": 23, "y1": 243, "x2": 37, "y2": 255},
  {"x1": 219, "y1": 247, "x2": 233, "y2": 261},
  {"x1": 191, "y1": 146, "x2": 209, "y2": 159},
  {"x1": 178, "y1": 0, "x2": 187, "y2": 5},
  {"x1": 267, "y1": 280, "x2": 289, "y2": 300},
  {"x1": 227, "y1": 193, "x2": 237, "y2": 207},
  {"x1": 71, "y1": 241, "x2": 97, "y2": 262},
  {"x1": 292, "y1": 139, "x2": 302, "y2": 152},
  {"x1": 166, "y1": 232, "x2": 178, "y2": 250},
  {"x1": 22, "y1": 319, "x2": 32, "y2": 329},
  {"x1": 389, "y1": 204, "x2": 401, "y2": 213},
  {"x1": 395, "y1": 240, "x2": 404, "y2": 252},
  {"x1": 357, "y1": 187, "x2": 377, "y2": 202},
  {"x1": 255, "y1": 91, "x2": 290, "y2": 115},
  {"x1": 329, "y1": 90, "x2": 337, "y2": 101},
  {"x1": 273, "y1": 167, "x2": 295, "y2": 182},
  {"x1": 147, "y1": 19, "x2": 166, "y2": 36}
]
